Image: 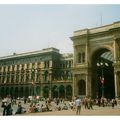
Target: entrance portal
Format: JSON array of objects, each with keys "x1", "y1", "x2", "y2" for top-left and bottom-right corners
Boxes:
[
  {"x1": 71, "y1": 21, "x2": 120, "y2": 98},
  {"x1": 92, "y1": 48, "x2": 115, "y2": 99}
]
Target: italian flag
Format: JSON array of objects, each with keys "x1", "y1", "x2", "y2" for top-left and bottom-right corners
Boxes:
[{"x1": 100, "y1": 77, "x2": 104, "y2": 84}]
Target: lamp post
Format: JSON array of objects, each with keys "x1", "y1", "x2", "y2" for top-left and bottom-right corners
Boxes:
[{"x1": 97, "y1": 62, "x2": 108, "y2": 98}]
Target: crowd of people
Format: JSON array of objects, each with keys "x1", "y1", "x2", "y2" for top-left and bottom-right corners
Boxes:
[{"x1": 0, "y1": 95, "x2": 119, "y2": 116}]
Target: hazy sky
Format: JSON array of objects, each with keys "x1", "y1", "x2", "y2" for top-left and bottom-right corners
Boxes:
[{"x1": 0, "y1": 4, "x2": 120, "y2": 57}]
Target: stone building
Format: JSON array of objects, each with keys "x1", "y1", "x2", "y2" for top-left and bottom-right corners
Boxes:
[
  {"x1": 0, "y1": 21, "x2": 120, "y2": 100},
  {"x1": 0, "y1": 47, "x2": 73, "y2": 99},
  {"x1": 70, "y1": 21, "x2": 120, "y2": 99}
]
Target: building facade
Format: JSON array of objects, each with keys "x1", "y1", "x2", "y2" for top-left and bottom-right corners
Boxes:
[
  {"x1": 71, "y1": 21, "x2": 120, "y2": 99},
  {"x1": 0, "y1": 48, "x2": 73, "y2": 99},
  {"x1": 1, "y1": 21, "x2": 120, "y2": 100}
]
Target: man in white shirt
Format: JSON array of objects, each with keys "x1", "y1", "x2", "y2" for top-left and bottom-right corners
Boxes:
[{"x1": 75, "y1": 96, "x2": 81, "y2": 115}]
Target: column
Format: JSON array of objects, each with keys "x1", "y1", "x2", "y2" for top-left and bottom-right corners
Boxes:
[
  {"x1": 28, "y1": 69, "x2": 31, "y2": 83},
  {"x1": 72, "y1": 74, "x2": 75, "y2": 97},
  {"x1": 49, "y1": 73, "x2": 52, "y2": 98},
  {"x1": 118, "y1": 72, "x2": 120, "y2": 97},
  {"x1": 24, "y1": 70, "x2": 26, "y2": 83},
  {"x1": 41, "y1": 61, "x2": 44, "y2": 69},
  {"x1": 49, "y1": 60, "x2": 52, "y2": 68},
  {"x1": 14, "y1": 72, "x2": 16, "y2": 83},
  {"x1": 85, "y1": 73, "x2": 88, "y2": 96},
  {"x1": 113, "y1": 40, "x2": 118, "y2": 63},
  {"x1": 85, "y1": 43, "x2": 88, "y2": 63},
  {"x1": 65, "y1": 86, "x2": 66, "y2": 99},
  {"x1": 87, "y1": 72, "x2": 92, "y2": 97},
  {"x1": 10, "y1": 66, "x2": 12, "y2": 83},
  {"x1": 24, "y1": 64, "x2": 27, "y2": 83},
  {"x1": 19, "y1": 64, "x2": 21, "y2": 83},
  {"x1": 114, "y1": 71, "x2": 118, "y2": 98},
  {"x1": 5, "y1": 72, "x2": 7, "y2": 83},
  {"x1": 73, "y1": 74, "x2": 77, "y2": 97}
]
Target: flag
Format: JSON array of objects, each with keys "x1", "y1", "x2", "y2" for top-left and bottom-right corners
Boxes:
[{"x1": 100, "y1": 77, "x2": 104, "y2": 84}]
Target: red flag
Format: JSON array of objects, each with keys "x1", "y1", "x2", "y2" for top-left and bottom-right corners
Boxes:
[{"x1": 100, "y1": 77, "x2": 104, "y2": 84}]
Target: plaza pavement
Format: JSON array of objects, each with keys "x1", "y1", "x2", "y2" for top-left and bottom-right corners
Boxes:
[{"x1": 16, "y1": 106, "x2": 120, "y2": 116}]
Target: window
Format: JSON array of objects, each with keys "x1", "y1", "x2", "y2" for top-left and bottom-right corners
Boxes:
[
  {"x1": 78, "y1": 53, "x2": 81, "y2": 63},
  {"x1": 78, "y1": 52, "x2": 85, "y2": 63},
  {"x1": 82, "y1": 52, "x2": 85, "y2": 63}
]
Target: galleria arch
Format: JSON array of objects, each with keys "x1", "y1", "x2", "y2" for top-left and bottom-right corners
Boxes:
[
  {"x1": 71, "y1": 21, "x2": 120, "y2": 99},
  {"x1": 91, "y1": 47, "x2": 115, "y2": 98}
]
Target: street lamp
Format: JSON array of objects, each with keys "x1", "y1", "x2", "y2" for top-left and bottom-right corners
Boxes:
[{"x1": 96, "y1": 61, "x2": 109, "y2": 98}]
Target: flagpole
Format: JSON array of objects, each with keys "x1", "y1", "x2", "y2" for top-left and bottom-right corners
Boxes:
[
  {"x1": 101, "y1": 68, "x2": 104, "y2": 98},
  {"x1": 97, "y1": 62, "x2": 107, "y2": 98},
  {"x1": 101, "y1": 84, "x2": 104, "y2": 98}
]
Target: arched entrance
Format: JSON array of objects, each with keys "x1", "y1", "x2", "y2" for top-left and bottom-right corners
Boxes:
[
  {"x1": 25, "y1": 87, "x2": 29, "y2": 97},
  {"x1": 66, "y1": 85, "x2": 72, "y2": 99},
  {"x1": 59, "y1": 85, "x2": 65, "y2": 98},
  {"x1": 19, "y1": 87, "x2": 24, "y2": 97},
  {"x1": 36, "y1": 86, "x2": 41, "y2": 96},
  {"x1": 91, "y1": 48, "x2": 115, "y2": 99},
  {"x1": 10, "y1": 87, "x2": 14, "y2": 97},
  {"x1": 43, "y1": 86, "x2": 49, "y2": 98},
  {"x1": 52, "y1": 85, "x2": 59, "y2": 98},
  {"x1": 15, "y1": 87, "x2": 18, "y2": 98},
  {"x1": 71, "y1": 21, "x2": 120, "y2": 99}
]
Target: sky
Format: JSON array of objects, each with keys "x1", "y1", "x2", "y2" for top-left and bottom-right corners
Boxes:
[{"x1": 0, "y1": 4, "x2": 120, "y2": 57}]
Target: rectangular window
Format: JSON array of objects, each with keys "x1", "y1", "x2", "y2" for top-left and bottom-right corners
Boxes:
[{"x1": 78, "y1": 53, "x2": 81, "y2": 63}]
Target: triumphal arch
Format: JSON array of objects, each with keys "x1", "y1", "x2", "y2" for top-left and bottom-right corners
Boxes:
[{"x1": 71, "y1": 21, "x2": 120, "y2": 99}]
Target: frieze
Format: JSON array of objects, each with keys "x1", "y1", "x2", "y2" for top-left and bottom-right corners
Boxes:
[
  {"x1": 0, "y1": 55, "x2": 52, "y2": 66},
  {"x1": 74, "y1": 38, "x2": 88, "y2": 46}
]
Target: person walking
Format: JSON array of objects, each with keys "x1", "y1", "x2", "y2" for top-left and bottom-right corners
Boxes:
[
  {"x1": 111, "y1": 98, "x2": 115, "y2": 109},
  {"x1": 88, "y1": 98, "x2": 94, "y2": 110},
  {"x1": 75, "y1": 96, "x2": 81, "y2": 115},
  {"x1": 6, "y1": 95, "x2": 12, "y2": 115},
  {"x1": 1, "y1": 99, "x2": 7, "y2": 116}
]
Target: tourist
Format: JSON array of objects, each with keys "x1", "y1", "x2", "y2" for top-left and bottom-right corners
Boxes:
[
  {"x1": 75, "y1": 96, "x2": 81, "y2": 115},
  {"x1": 111, "y1": 98, "x2": 115, "y2": 109}
]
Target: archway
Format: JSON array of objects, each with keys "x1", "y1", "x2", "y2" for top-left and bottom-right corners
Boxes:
[
  {"x1": 15, "y1": 87, "x2": 18, "y2": 98},
  {"x1": 71, "y1": 22, "x2": 120, "y2": 98},
  {"x1": 52, "y1": 85, "x2": 59, "y2": 98},
  {"x1": 66, "y1": 85, "x2": 72, "y2": 100},
  {"x1": 19, "y1": 87, "x2": 24, "y2": 97},
  {"x1": 43, "y1": 86, "x2": 49, "y2": 98},
  {"x1": 10, "y1": 87, "x2": 14, "y2": 97},
  {"x1": 59, "y1": 85, "x2": 65, "y2": 98},
  {"x1": 78, "y1": 80, "x2": 86, "y2": 96},
  {"x1": 25, "y1": 87, "x2": 29, "y2": 97},
  {"x1": 91, "y1": 48, "x2": 115, "y2": 99},
  {"x1": 36, "y1": 86, "x2": 41, "y2": 96},
  {"x1": 5, "y1": 87, "x2": 9, "y2": 96}
]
